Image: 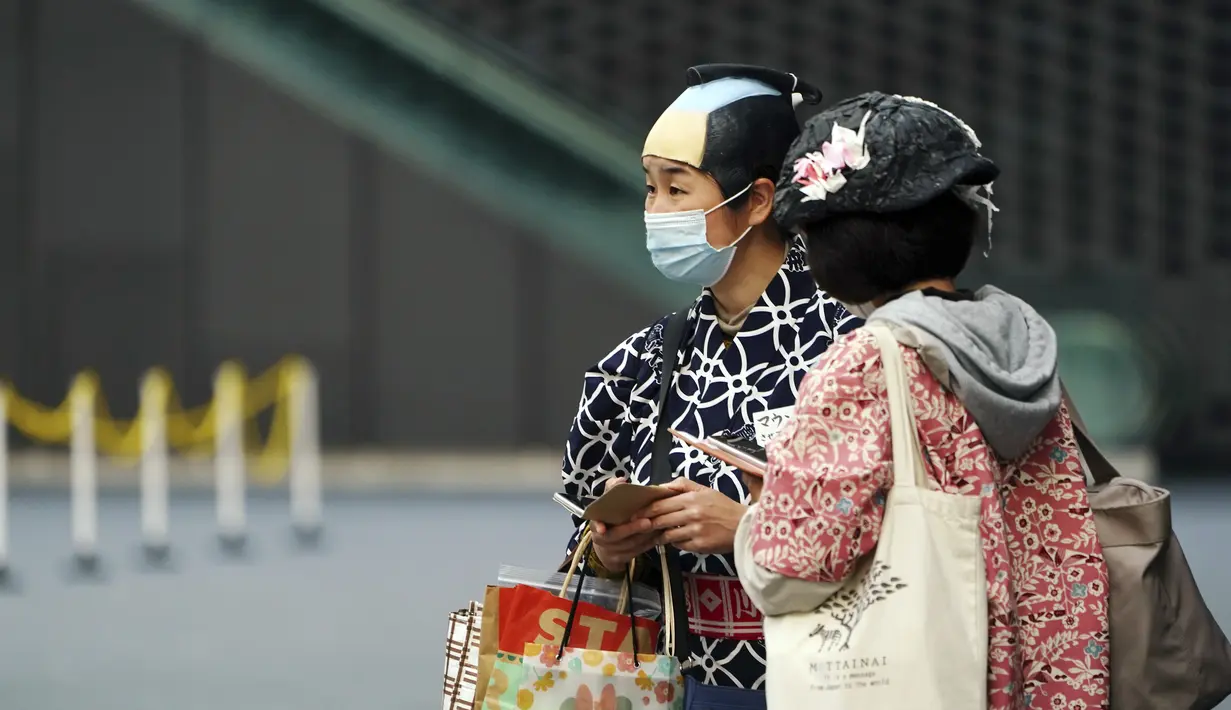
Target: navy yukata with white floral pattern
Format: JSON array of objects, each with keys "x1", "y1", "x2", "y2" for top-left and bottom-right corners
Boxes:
[{"x1": 559, "y1": 237, "x2": 860, "y2": 688}]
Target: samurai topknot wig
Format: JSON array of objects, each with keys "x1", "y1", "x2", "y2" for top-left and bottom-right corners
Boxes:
[{"x1": 642, "y1": 64, "x2": 823, "y2": 199}]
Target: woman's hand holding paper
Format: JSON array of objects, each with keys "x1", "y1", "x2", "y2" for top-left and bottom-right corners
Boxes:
[
  {"x1": 643, "y1": 477, "x2": 747, "y2": 554},
  {"x1": 590, "y1": 478, "x2": 662, "y2": 573}
]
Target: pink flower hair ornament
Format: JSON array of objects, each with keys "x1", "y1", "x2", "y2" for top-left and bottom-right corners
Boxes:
[{"x1": 791, "y1": 110, "x2": 873, "y2": 202}]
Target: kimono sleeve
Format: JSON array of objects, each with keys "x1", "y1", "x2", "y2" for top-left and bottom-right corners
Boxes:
[
  {"x1": 736, "y1": 505, "x2": 843, "y2": 616},
  {"x1": 559, "y1": 326, "x2": 651, "y2": 557},
  {"x1": 747, "y1": 329, "x2": 893, "y2": 586}
]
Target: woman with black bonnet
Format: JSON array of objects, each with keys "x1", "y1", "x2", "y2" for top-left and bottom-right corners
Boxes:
[
  {"x1": 734, "y1": 92, "x2": 1111, "y2": 708},
  {"x1": 558, "y1": 65, "x2": 860, "y2": 693}
]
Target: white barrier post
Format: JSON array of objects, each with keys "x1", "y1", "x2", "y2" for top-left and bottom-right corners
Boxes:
[
  {"x1": 0, "y1": 386, "x2": 9, "y2": 585},
  {"x1": 140, "y1": 371, "x2": 171, "y2": 565},
  {"x1": 70, "y1": 375, "x2": 100, "y2": 573},
  {"x1": 289, "y1": 359, "x2": 322, "y2": 546},
  {"x1": 214, "y1": 363, "x2": 247, "y2": 554}
]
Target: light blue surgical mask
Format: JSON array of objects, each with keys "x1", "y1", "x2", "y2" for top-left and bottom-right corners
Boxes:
[{"x1": 645, "y1": 183, "x2": 753, "y2": 286}]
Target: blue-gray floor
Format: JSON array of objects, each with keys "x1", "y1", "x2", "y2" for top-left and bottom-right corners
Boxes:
[{"x1": 0, "y1": 484, "x2": 1228, "y2": 710}]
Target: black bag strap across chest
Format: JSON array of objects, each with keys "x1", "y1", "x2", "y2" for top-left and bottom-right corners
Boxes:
[{"x1": 650, "y1": 309, "x2": 693, "y2": 664}]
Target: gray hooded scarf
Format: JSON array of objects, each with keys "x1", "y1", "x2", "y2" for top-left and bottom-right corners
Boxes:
[{"x1": 870, "y1": 286, "x2": 1061, "y2": 460}]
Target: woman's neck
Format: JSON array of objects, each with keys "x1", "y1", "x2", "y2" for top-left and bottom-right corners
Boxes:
[
  {"x1": 871, "y1": 278, "x2": 958, "y2": 307},
  {"x1": 909, "y1": 278, "x2": 957, "y2": 293},
  {"x1": 710, "y1": 225, "x2": 788, "y2": 316}
]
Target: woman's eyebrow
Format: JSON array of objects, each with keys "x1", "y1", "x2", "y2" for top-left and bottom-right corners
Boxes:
[{"x1": 644, "y1": 163, "x2": 691, "y2": 177}]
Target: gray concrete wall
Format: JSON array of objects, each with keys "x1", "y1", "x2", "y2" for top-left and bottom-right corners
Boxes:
[{"x1": 0, "y1": 0, "x2": 662, "y2": 448}]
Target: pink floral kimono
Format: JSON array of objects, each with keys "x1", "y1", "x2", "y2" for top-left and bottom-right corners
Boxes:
[{"x1": 746, "y1": 327, "x2": 1111, "y2": 709}]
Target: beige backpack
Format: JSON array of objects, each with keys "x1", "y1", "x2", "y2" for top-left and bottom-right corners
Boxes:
[{"x1": 1066, "y1": 388, "x2": 1231, "y2": 710}]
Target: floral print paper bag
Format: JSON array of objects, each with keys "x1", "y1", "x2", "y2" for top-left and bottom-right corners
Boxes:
[
  {"x1": 482, "y1": 651, "x2": 533, "y2": 710},
  {"x1": 516, "y1": 643, "x2": 684, "y2": 710}
]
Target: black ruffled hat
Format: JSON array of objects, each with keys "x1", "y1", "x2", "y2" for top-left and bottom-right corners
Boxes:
[{"x1": 772, "y1": 92, "x2": 999, "y2": 231}]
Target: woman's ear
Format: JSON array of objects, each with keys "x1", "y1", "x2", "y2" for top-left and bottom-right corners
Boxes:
[{"x1": 747, "y1": 177, "x2": 776, "y2": 227}]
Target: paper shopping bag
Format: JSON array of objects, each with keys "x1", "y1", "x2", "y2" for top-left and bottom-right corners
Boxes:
[
  {"x1": 510, "y1": 544, "x2": 684, "y2": 709},
  {"x1": 478, "y1": 527, "x2": 658, "y2": 705},
  {"x1": 474, "y1": 586, "x2": 503, "y2": 705},
  {"x1": 498, "y1": 584, "x2": 659, "y2": 654},
  {"x1": 517, "y1": 643, "x2": 684, "y2": 710},
  {"x1": 496, "y1": 528, "x2": 658, "y2": 657},
  {"x1": 480, "y1": 651, "x2": 530, "y2": 710},
  {"x1": 478, "y1": 581, "x2": 659, "y2": 704},
  {"x1": 442, "y1": 600, "x2": 484, "y2": 710}
]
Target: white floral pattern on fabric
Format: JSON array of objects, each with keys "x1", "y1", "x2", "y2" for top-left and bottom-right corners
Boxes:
[{"x1": 749, "y1": 328, "x2": 1110, "y2": 709}]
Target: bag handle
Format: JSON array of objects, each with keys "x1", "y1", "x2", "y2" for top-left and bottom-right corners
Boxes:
[
  {"x1": 1060, "y1": 382, "x2": 1120, "y2": 486},
  {"x1": 556, "y1": 533, "x2": 643, "y2": 662},
  {"x1": 659, "y1": 547, "x2": 678, "y2": 658},
  {"x1": 615, "y1": 557, "x2": 639, "y2": 616},
  {"x1": 558, "y1": 526, "x2": 593, "y2": 599},
  {"x1": 649, "y1": 309, "x2": 693, "y2": 666},
  {"x1": 560, "y1": 525, "x2": 642, "y2": 625},
  {"x1": 445, "y1": 603, "x2": 479, "y2": 708},
  {"x1": 868, "y1": 325, "x2": 932, "y2": 489}
]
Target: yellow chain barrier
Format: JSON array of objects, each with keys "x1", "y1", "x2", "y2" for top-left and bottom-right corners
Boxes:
[{"x1": 2, "y1": 356, "x2": 311, "y2": 484}]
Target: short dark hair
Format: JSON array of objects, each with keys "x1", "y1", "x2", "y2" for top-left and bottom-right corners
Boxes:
[{"x1": 802, "y1": 191, "x2": 979, "y2": 304}]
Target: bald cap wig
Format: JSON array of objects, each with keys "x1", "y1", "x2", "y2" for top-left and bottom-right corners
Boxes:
[{"x1": 643, "y1": 64, "x2": 823, "y2": 199}]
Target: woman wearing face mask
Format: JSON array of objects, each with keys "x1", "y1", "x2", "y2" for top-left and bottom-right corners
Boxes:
[{"x1": 559, "y1": 64, "x2": 860, "y2": 691}]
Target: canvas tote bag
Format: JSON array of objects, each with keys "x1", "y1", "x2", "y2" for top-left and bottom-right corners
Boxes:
[
  {"x1": 1064, "y1": 387, "x2": 1231, "y2": 710},
  {"x1": 763, "y1": 324, "x2": 987, "y2": 710}
]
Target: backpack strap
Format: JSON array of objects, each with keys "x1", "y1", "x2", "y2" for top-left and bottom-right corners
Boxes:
[{"x1": 1060, "y1": 381, "x2": 1120, "y2": 486}]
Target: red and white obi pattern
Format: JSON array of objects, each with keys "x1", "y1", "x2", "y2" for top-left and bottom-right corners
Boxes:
[{"x1": 683, "y1": 573, "x2": 764, "y2": 641}]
